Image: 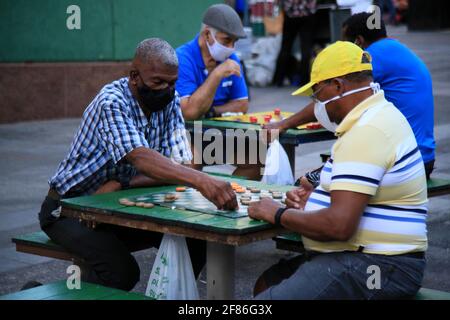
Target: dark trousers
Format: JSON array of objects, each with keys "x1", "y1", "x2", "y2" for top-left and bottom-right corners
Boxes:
[
  {"x1": 38, "y1": 196, "x2": 206, "y2": 291},
  {"x1": 273, "y1": 14, "x2": 316, "y2": 87},
  {"x1": 424, "y1": 159, "x2": 435, "y2": 180}
]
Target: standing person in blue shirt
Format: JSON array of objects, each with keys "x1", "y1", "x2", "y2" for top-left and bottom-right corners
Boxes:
[
  {"x1": 342, "y1": 12, "x2": 435, "y2": 177},
  {"x1": 264, "y1": 12, "x2": 436, "y2": 181},
  {"x1": 176, "y1": 4, "x2": 263, "y2": 180}
]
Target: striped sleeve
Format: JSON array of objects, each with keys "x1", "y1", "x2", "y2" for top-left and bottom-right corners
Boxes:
[{"x1": 330, "y1": 125, "x2": 395, "y2": 195}]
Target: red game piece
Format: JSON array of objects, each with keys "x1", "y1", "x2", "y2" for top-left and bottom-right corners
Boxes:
[
  {"x1": 249, "y1": 116, "x2": 258, "y2": 123},
  {"x1": 274, "y1": 108, "x2": 281, "y2": 116},
  {"x1": 264, "y1": 115, "x2": 271, "y2": 123}
]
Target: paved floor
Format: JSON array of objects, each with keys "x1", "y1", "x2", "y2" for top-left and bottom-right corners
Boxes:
[{"x1": 0, "y1": 26, "x2": 449, "y2": 298}]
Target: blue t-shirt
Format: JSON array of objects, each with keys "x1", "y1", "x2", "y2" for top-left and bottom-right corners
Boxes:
[
  {"x1": 367, "y1": 38, "x2": 435, "y2": 163},
  {"x1": 175, "y1": 35, "x2": 249, "y2": 118}
]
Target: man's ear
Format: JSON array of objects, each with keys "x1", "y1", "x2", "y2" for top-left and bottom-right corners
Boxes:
[
  {"x1": 332, "y1": 78, "x2": 345, "y2": 96},
  {"x1": 355, "y1": 35, "x2": 366, "y2": 48},
  {"x1": 129, "y1": 70, "x2": 138, "y2": 86}
]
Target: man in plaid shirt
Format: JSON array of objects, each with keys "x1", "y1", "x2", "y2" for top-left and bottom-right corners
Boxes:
[{"x1": 38, "y1": 38, "x2": 238, "y2": 291}]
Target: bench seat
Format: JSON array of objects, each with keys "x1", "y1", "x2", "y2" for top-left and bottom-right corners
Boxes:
[{"x1": 0, "y1": 280, "x2": 152, "y2": 300}]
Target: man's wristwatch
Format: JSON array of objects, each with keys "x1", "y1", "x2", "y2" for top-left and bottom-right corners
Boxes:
[{"x1": 274, "y1": 207, "x2": 288, "y2": 227}]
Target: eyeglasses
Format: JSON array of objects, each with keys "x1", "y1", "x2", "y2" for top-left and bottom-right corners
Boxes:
[{"x1": 310, "y1": 82, "x2": 331, "y2": 103}]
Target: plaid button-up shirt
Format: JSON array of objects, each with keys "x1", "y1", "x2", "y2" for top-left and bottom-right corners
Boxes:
[{"x1": 49, "y1": 77, "x2": 192, "y2": 196}]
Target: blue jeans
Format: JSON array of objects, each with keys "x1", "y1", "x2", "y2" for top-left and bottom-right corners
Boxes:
[{"x1": 255, "y1": 251, "x2": 426, "y2": 300}]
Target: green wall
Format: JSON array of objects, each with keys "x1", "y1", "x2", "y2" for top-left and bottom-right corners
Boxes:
[{"x1": 0, "y1": 0, "x2": 218, "y2": 62}]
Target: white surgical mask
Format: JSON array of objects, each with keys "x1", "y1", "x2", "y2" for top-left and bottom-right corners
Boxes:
[
  {"x1": 314, "y1": 82, "x2": 381, "y2": 133},
  {"x1": 206, "y1": 30, "x2": 235, "y2": 62}
]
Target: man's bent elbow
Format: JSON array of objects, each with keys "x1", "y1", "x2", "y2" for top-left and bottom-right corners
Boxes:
[
  {"x1": 333, "y1": 224, "x2": 357, "y2": 242},
  {"x1": 125, "y1": 148, "x2": 148, "y2": 172}
]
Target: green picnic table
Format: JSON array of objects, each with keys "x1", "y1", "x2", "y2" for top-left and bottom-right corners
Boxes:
[
  {"x1": 185, "y1": 119, "x2": 336, "y2": 176},
  {"x1": 60, "y1": 174, "x2": 295, "y2": 300}
]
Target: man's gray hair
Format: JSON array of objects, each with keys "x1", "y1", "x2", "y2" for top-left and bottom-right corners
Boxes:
[
  {"x1": 200, "y1": 23, "x2": 218, "y2": 35},
  {"x1": 134, "y1": 38, "x2": 178, "y2": 67}
]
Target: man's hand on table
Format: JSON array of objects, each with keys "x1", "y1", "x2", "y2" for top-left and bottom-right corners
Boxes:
[
  {"x1": 248, "y1": 198, "x2": 283, "y2": 224},
  {"x1": 285, "y1": 177, "x2": 314, "y2": 210},
  {"x1": 198, "y1": 177, "x2": 239, "y2": 211},
  {"x1": 262, "y1": 121, "x2": 288, "y2": 143}
]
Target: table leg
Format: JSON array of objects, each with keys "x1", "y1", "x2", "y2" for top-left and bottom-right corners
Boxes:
[
  {"x1": 207, "y1": 242, "x2": 235, "y2": 300},
  {"x1": 283, "y1": 144, "x2": 296, "y2": 178}
]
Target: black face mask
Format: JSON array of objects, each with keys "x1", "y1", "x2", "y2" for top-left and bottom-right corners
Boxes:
[{"x1": 136, "y1": 76, "x2": 175, "y2": 113}]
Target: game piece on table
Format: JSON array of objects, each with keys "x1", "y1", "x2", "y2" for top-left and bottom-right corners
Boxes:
[
  {"x1": 249, "y1": 116, "x2": 258, "y2": 123},
  {"x1": 259, "y1": 195, "x2": 272, "y2": 200},
  {"x1": 264, "y1": 115, "x2": 271, "y2": 123},
  {"x1": 119, "y1": 198, "x2": 136, "y2": 206},
  {"x1": 175, "y1": 187, "x2": 186, "y2": 192},
  {"x1": 272, "y1": 192, "x2": 283, "y2": 199},
  {"x1": 235, "y1": 188, "x2": 246, "y2": 193},
  {"x1": 274, "y1": 108, "x2": 281, "y2": 116},
  {"x1": 306, "y1": 122, "x2": 323, "y2": 130},
  {"x1": 250, "y1": 188, "x2": 261, "y2": 193},
  {"x1": 164, "y1": 193, "x2": 178, "y2": 202},
  {"x1": 240, "y1": 199, "x2": 252, "y2": 206},
  {"x1": 135, "y1": 202, "x2": 154, "y2": 208}
]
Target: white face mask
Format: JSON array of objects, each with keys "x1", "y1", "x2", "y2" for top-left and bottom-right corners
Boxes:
[
  {"x1": 314, "y1": 82, "x2": 381, "y2": 133},
  {"x1": 206, "y1": 30, "x2": 235, "y2": 62}
]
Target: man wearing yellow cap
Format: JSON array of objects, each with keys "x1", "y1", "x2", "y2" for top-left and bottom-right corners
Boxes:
[{"x1": 248, "y1": 41, "x2": 428, "y2": 299}]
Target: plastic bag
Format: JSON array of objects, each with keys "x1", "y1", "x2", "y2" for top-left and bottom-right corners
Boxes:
[
  {"x1": 261, "y1": 139, "x2": 295, "y2": 185},
  {"x1": 245, "y1": 34, "x2": 282, "y2": 87},
  {"x1": 145, "y1": 234, "x2": 199, "y2": 300}
]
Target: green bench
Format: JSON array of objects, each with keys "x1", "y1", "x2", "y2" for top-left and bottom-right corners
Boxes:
[
  {"x1": 273, "y1": 233, "x2": 450, "y2": 300},
  {"x1": 12, "y1": 231, "x2": 154, "y2": 262},
  {"x1": 13, "y1": 232, "x2": 76, "y2": 261},
  {"x1": 0, "y1": 280, "x2": 151, "y2": 300},
  {"x1": 427, "y1": 178, "x2": 450, "y2": 197}
]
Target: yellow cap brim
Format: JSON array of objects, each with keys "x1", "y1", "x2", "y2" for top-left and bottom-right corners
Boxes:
[{"x1": 291, "y1": 81, "x2": 315, "y2": 96}]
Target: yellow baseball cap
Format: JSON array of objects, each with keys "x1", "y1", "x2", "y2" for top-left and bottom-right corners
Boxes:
[{"x1": 292, "y1": 41, "x2": 373, "y2": 96}]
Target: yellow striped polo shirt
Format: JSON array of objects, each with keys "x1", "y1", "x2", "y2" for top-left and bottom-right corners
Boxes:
[{"x1": 303, "y1": 91, "x2": 428, "y2": 255}]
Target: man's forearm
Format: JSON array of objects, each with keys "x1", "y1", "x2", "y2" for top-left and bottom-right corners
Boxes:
[
  {"x1": 279, "y1": 102, "x2": 316, "y2": 129},
  {"x1": 280, "y1": 208, "x2": 351, "y2": 242},
  {"x1": 127, "y1": 147, "x2": 205, "y2": 189},
  {"x1": 129, "y1": 174, "x2": 167, "y2": 188},
  {"x1": 182, "y1": 72, "x2": 222, "y2": 120},
  {"x1": 213, "y1": 99, "x2": 248, "y2": 116}
]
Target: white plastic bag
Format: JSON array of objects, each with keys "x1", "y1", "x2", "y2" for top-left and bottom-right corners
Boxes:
[
  {"x1": 145, "y1": 234, "x2": 199, "y2": 300},
  {"x1": 261, "y1": 139, "x2": 295, "y2": 185}
]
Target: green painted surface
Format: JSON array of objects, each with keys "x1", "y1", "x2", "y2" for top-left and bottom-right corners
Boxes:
[
  {"x1": 12, "y1": 231, "x2": 58, "y2": 248},
  {"x1": 275, "y1": 232, "x2": 302, "y2": 243},
  {"x1": 186, "y1": 119, "x2": 327, "y2": 136},
  {"x1": 0, "y1": 281, "x2": 152, "y2": 300},
  {"x1": 0, "y1": 0, "x2": 218, "y2": 62},
  {"x1": 61, "y1": 175, "x2": 295, "y2": 234},
  {"x1": 414, "y1": 288, "x2": 450, "y2": 300},
  {"x1": 427, "y1": 178, "x2": 450, "y2": 191}
]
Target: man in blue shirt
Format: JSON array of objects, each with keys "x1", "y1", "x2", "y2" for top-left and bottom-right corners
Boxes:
[
  {"x1": 176, "y1": 4, "x2": 263, "y2": 180},
  {"x1": 264, "y1": 12, "x2": 436, "y2": 181}
]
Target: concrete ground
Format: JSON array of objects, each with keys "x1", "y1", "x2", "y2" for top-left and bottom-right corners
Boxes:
[{"x1": 0, "y1": 26, "x2": 449, "y2": 299}]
